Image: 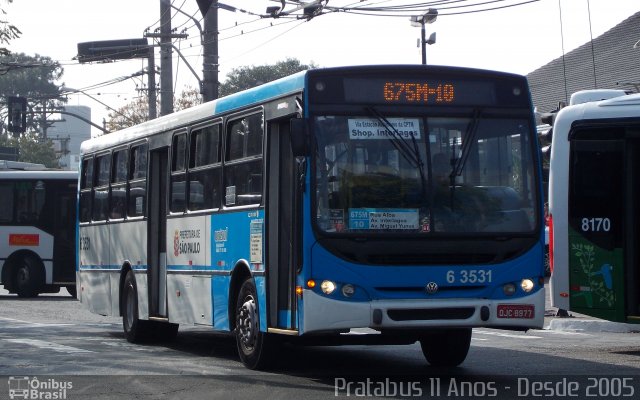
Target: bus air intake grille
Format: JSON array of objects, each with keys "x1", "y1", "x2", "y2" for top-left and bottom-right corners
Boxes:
[
  {"x1": 375, "y1": 286, "x2": 486, "y2": 293},
  {"x1": 387, "y1": 307, "x2": 475, "y2": 321},
  {"x1": 366, "y1": 254, "x2": 495, "y2": 265}
]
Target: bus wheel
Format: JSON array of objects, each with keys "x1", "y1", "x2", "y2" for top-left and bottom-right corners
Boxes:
[
  {"x1": 122, "y1": 271, "x2": 150, "y2": 343},
  {"x1": 66, "y1": 285, "x2": 77, "y2": 298},
  {"x1": 419, "y1": 328, "x2": 472, "y2": 367},
  {"x1": 14, "y1": 256, "x2": 44, "y2": 298},
  {"x1": 235, "y1": 278, "x2": 275, "y2": 370}
]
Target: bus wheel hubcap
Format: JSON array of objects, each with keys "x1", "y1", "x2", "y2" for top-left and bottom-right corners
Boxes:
[
  {"x1": 16, "y1": 266, "x2": 29, "y2": 286},
  {"x1": 238, "y1": 297, "x2": 257, "y2": 350}
]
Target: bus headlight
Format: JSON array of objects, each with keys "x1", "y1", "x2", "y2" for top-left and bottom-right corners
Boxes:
[
  {"x1": 321, "y1": 280, "x2": 336, "y2": 294},
  {"x1": 341, "y1": 284, "x2": 355, "y2": 297},
  {"x1": 503, "y1": 283, "x2": 516, "y2": 296},
  {"x1": 521, "y1": 279, "x2": 535, "y2": 293}
]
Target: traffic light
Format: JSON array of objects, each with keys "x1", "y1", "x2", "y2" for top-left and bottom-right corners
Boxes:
[{"x1": 7, "y1": 96, "x2": 27, "y2": 135}]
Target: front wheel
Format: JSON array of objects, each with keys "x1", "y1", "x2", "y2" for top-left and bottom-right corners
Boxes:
[
  {"x1": 235, "y1": 278, "x2": 276, "y2": 370},
  {"x1": 419, "y1": 328, "x2": 472, "y2": 367},
  {"x1": 66, "y1": 285, "x2": 77, "y2": 298}
]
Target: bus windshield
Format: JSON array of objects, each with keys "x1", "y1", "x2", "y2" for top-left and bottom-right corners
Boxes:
[{"x1": 314, "y1": 114, "x2": 537, "y2": 235}]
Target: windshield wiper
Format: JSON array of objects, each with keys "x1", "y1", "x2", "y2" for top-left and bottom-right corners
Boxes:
[
  {"x1": 448, "y1": 109, "x2": 481, "y2": 209},
  {"x1": 365, "y1": 106, "x2": 428, "y2": 197}
]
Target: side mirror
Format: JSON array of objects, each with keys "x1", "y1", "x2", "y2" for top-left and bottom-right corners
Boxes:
[{"x1": 290, "y1": 118, "x2": 310, "y2": 156}]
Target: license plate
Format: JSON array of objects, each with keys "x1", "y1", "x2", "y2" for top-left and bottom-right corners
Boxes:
[{"x1": 497, "y1": 304, "x2": 534, "y2": 319}]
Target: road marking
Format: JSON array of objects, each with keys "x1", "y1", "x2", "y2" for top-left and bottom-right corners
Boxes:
[
  {"x1": 537, "y1": 329, "x2": 591, "y2": 336},
  {"x1": 474, "y1": 329, "x2": 542, "y2": 339},
  {"x1": 5, "y1": 338, "x2": 93, "y2": 353},
  {"x1": 0, "y1": 316, "x2": 74, "y2": 328}
]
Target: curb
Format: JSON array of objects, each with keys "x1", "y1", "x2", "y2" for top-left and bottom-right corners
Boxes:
[{"x1": 547, "y1": 318, "x2": 640, "y2": 333}]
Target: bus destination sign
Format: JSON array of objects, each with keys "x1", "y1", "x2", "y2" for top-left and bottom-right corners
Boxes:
[{"x1": 343, "y1": 78, "x2": 497, "y2": 106}]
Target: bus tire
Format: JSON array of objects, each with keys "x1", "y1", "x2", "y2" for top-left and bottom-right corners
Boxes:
[
  {"x1": 66, "y1": 285, "x2": 77, "y2": 298},
  {"x1": 122, "y1": 270, "x2": 150, "y2": 343},
  {"x1": 234, "y1": 278, "x2": 276, "y2": 370},
  {"x1": 419, "y1": 328, "x2": 472, "y2": 367},
  {"x1": 14, "y1": 255, "x2": 44, "y2": 298}
]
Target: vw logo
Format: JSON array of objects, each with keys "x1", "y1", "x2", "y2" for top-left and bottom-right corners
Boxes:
[{"x1": 425, "y1": 282, "x2": 439, "y2": 294}]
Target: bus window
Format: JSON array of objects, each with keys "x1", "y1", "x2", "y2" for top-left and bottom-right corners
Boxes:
[
  {"x1": 171, "y1": 133, "x2": 187, "y2": 213},
  {"x1": 128, "y1": 143, "x2": 147, "y2": 217},
  {"x1": 110, "y1": 149, "x2": 128, "y2": 219},
  {"x1": 224, "y1": 113, "x2": 263, "y2": 206},
  {"x1": 93, "y1": 153, "x2": 110, "y2": 221},
  {"x1": 79, "y1": 157, "x2": 93, "y2": 223},
  {"x1": 188, "y1": 123, "x2": 221, "y2": 210},
  {"x1": 0, "y1": 183, "x2": 13, "y2": 222}
]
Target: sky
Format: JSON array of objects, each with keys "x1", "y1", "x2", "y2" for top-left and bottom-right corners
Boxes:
[{"x1": 5, "y1": 0, "x2": 640, "y2": 136}]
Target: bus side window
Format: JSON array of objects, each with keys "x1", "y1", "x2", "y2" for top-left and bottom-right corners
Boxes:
[
  {"x1": 188, "y1": 123, "x2": 221, "y2": 211},
  {"x1": 224, "y1": 113, "x2": 264, "y2": 206},
  {"x1": 171, "y1": 133, "x2": 187, "y2": 213},
  {"x1": 0, "y1": 182, "x2": 14, "y2": 222},
  {"x1": 93, "y1": 153, "x2": 110, "y2": 221},
  {"x1": 79, "y1": 157, "x2": 93, "y2": 223},
  {"x1": 110, "y1": 148, "x2": 128, "y2": 219},
  {"x1": 128, "y1": 143, "x2": 148, "y2": 217}
]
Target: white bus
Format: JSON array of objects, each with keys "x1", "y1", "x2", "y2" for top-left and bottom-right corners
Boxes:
[
  {"x1": 0, "y1": 166, "x2": 78, "y2": 297},
  {"x1": 549, "y1": 92, "x2": 640, "y2": 323}
]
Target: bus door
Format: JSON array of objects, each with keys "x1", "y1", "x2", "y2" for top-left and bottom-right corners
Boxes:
[
  {"x1": 626, "y1": 138, "x2": 640, "y2": 320},
  {"x1": 148, "y1": 148, "x2": 168, "y2": 318},
  {"x1": 52, "y1": 181, "x2": 77, "y2": 283},
  {"x1": 568, "y1": 137, "x2": 625, "y2": 321},
  {"x1": 266, "y1": 119, "x2": 300, "y2": 331}
]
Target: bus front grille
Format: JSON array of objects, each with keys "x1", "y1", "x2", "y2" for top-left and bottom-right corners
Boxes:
[
  {"x1": 387, "y1": 307, "x2": 475, "y2": 321},
  {"x1": 366, "y1": 253, "x2": 496, "y2": 265}
]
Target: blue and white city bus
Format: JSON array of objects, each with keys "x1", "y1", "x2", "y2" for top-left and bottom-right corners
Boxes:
[{"x1": 77, "y1": 65, "x2": 545, "y2": 369}]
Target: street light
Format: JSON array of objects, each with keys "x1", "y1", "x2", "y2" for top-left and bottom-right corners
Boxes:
[{"x1": 410, "y1": 8, "x2": 438, "y2": 65}]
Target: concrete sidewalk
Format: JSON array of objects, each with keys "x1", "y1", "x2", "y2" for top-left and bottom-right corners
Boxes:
[{"x1": 543, "y1": 282, "x2": 640, "y2": 333}]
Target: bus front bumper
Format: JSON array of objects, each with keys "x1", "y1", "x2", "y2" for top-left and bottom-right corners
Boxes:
[{"x1": 301, "y1": 289, "x2": 545, "y2": 334}]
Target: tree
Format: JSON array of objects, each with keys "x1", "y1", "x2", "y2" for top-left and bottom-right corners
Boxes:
[
  {"x1": 219, "y1": 58, "x2": 317, "y2": 97},
  {"x1": 0, "y1": 0, "x2": 20, "y2": 56},
  {"x1": 105, "y1": 57, "x2": 316, "y2": 131},
  {"x1": 0, "y1": 53, "x2": 65, "y2": 136},
  {"x1": 105, "y1": 86, "x2": 201, "y2": 132},
  {"x1": 0, "y1": 131, "x2": 59, "y2": 167}
]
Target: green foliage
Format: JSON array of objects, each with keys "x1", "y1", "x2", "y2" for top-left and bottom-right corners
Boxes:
[
  {"x1": 0, "y1": 0, "x2": 20, "y2": 56},
  {"x1": 0, "y1": 53, "x2": 65, "y2": 135},
  {"x1": 219, "y1": 58, "x2": 317, "y2": 97},
  {"x1": 106, "y1": 57, "x2": 316, "y2": 132},
  {"x1": 0, "y1": 131, "x2": 59, "y2": 167},
  {"x1": 106, "y1": 86, "x2": 201, "y2": 132}
]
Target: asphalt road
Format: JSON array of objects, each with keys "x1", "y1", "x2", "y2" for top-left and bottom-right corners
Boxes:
[{"x1": 1, "y1": 287, "x2": 639, "y2": 399}]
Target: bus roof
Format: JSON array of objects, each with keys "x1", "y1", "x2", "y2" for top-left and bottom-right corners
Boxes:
[
  {"x1": 0, "y1": 160, "x2": 46, "y2": 170},
  {"x1": 0, "y1": 170, "x2": 78, "y2": 180},
  {"x1": 80, "y1": 70, "x2": 307, "y2": 154},
  {"x1": 557, "y1": 92, "x2": 640, "y2": 123},
  {"x1": 80, "y1": 64, "x2": 530, "y2": 155}
]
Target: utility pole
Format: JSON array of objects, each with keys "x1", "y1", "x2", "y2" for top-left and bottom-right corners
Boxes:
[
  {"x1": 148, "y1": 48, "x2": 157, "y2": 120},
  {"x1": 159, "y1": 0, "x2": 174, "y2": 116},
  {"x1": 202, "y1": 1, "x2": 219, "y2": 101}
]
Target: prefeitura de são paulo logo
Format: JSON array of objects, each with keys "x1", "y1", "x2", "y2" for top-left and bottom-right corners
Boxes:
[{"x1": 174, "y1": 229, "x2": 180, "y2": 257}]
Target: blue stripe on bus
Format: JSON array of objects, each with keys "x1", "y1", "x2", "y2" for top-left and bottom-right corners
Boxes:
[
  {"x1": 214, "y1": 72, "x2": 306, "y2": 114},
  {"x1": 213, "y1": 275, "x2": 231, "y2": 331}
]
